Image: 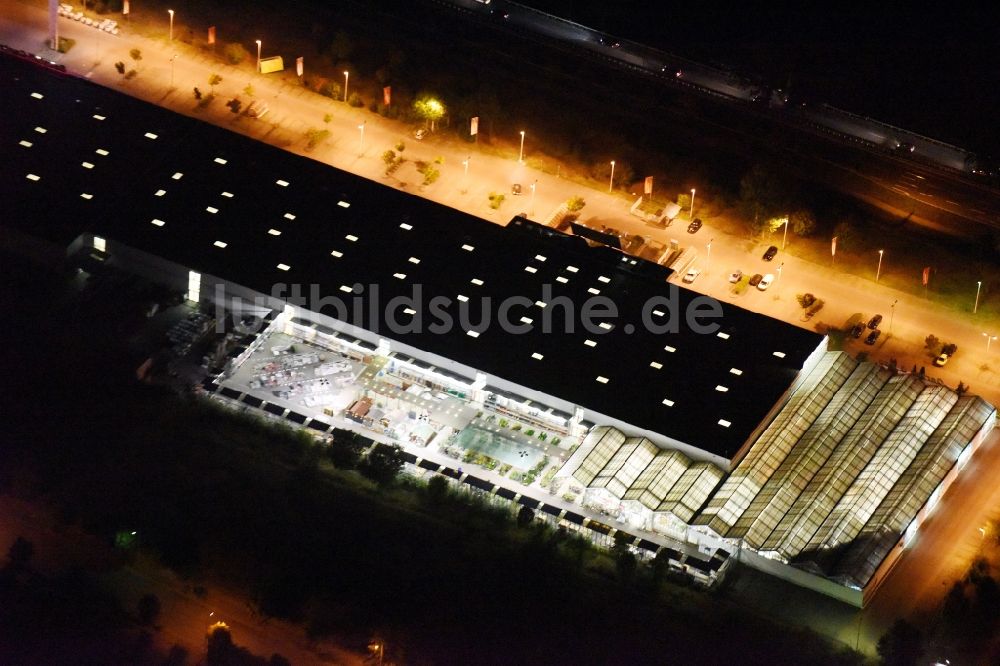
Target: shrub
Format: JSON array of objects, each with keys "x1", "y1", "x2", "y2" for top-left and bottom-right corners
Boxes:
[
  {"x1": 488, "y1": 192, "x2": 505, "y2": 210},
  {"x1": 395, "y1": 141, "x2": 406, "y2": 152},
  {"x1": 319, "y1": 80, "x2": 341, "y2": 99},
  {"x1": 368, "y1": 99, "x2": 379, "y2": 112},
  {"x1": 226, "y1": 97, "x2": 242, "y2": 114},
  {"x1": 222, "y1": 42, "x2": 249, "y2": 65},
  {"x1": 124, "y1": 69, "x2": 137, "y2": 80},
  {"x1": 348, "y1": 93, "x2": 364, "y2": 107},
  {"x1": 566, "y1": 196, "x2": 586, "y2": 212},
  {"x1": 323, "y1": 113, "x2": 332, "y2": 123},
  {"x1": 304, "y1": 128, "x2": 330, "y2": 151},
  {"x1": 114, "y1": 61, "x2": 125, "y2": 75}
]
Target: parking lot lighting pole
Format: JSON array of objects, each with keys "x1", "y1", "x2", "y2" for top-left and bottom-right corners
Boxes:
[
  {"x1": 358, "y1": 122, "x2": 366, "y2": 154},
  {"x1": 609, "y1": 160, "x2": 615, "y2": 192},
  {"x1": 706, "y1": 238, "x2": 713, "y2": 271},
  {"x1": 776, "y1": 261, "x2": 783, "y2": 287},
  {"x1": 518, "y1": 131, "x2": 525, "y2": 163},
  {"x1": 876, "y1": 249, "x2": 884, "y2": 283},
  {"x1": 343, "y1": 70, "x2": 349, "y2": 102},
  {"x1": 255, "y1": 40, "x2": 261, "y2": 73},
  {"x1": 168, "y1": 9, "x2": 174, "y2": 41},
  {"x1": 782, "y1": 216, "x2": 789, "y2": 249},
  {"x1": 530, "y1": 180, "x2": 537, "y2": 216},
  {"x1": 889, "y1": 299, "x2": 898, "y2": 334},
  {"x1": 690, "y1": 188, "x2": 696, "y2": 219},
  {"x1": 985, "y1": 333, "x2": 997, "y2": 353},
  {"x1": 974, "y1": 280, "x2": 982, "y2": 314},
  {"x1": 169, "y1": 53, "x2": 177, "y2": 87},
  {"x1": 463, "y1": 157, "x2": 470, "y2": 180}
]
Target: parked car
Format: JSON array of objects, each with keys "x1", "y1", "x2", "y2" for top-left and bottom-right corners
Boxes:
[
  {"x1": 763, "y1": 245, "x2": 778, "y2": 261},
  {"x1": 933, "y1": 353, "x2": 950, "y2": 367},
  {"x1": 728, "y1": 270, "x2": 743, "y2": 283},
  {"x1": 511, "y1": 183, "x2": 522, "y2": 195},
  {"x1": 683, "y1": 267, "x2": 701, "y2": 283},
  {"x1": 865, "y1": 330, "x2": 881, "y2": 345},
  {"x1": 413, "y1": 128, "x2": 427, "y2": 140},
  {"x1": 757, "y1": 273, "x2": 774, "y2": 290},
  {"x1": 687, "y1": 218, "x2": 703, "y2": 234},
  {"x1": 850, "y1": 323, "x2": 866, "y2": 339},
  {"x1": 749, "y1": 273, "x2": 764, "y2": 287},
  {"x1": 868, "y1": 314, "x2": 883, "y2": 329}
]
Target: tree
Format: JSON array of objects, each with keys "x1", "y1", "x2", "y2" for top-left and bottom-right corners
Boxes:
[
  {"x1": 612, "y1": 536, "x2": 637, "y2": 581},
  {"x1": 359, "y1": 445, "x2": 405, "y2": 486},
  {"x1": 876, "y1": 619, "x2": 923, "y2": 666},
  {"x1": 789, "y1": 209, "x2": 817, "y2": 237},
  {"x1": 206, "y1": 625, "x2": 235, "y2": 665},
  {"x1": 193, "y1": 87, "x2": 202, "y2": 101},
  {"x1": 114, "y1": 61, "x2": 125, "y2": 75},
  {"x1": 328, "y1": 30, "x2": 354, "y2": 61},
  {"x1": 129, "y1": 48, "x2": 142, "y2": 63},
  {"x1": 739, "y1": 165, "x2": 787, "y2": 236},
  {"x1": 517, "y1": 505, "x2": 535, "y2": 528},
  {"x1": 137, "y1": 593, "x2": 161, "y2": 626},
  {"x1": 243, "y1": 84, "x2": 255, "y2": 98},
  {"x1": 425, "y1": 475, "x2": 449, "y2": 504},
  {"x1": 566, "y1": 196, "x2": 586, "y2": 213},
  {"x1": 833, "y1": 219, "x2": 856, "y2": 249},
  {"x1": 226, "y1": 98, "x2": 242, "y2": 114},
  {"x1": 413, "y1": 95, "x2": 446, "y2": 131},
  {"x1": 319, "y1": 80, "x2": 340, "y2": 99},
  {"x1": 222, "y1": 42, "x2": 248, "y2": 65},
  {"x1": 382, "y1": 150, "x2": 396, "y2": 167},
  {"x1": 208, "y1": 73, "x2": 222, "y2": 93},
  {"x1": 326, "y1": 430, "x2": 366, "y2": 469},
  {"x1": 924, "y1": 335, "x2": 942, "y2": 356},
  {"x1": 6, "y1": 536, "x2": 34, "y2": 571}
]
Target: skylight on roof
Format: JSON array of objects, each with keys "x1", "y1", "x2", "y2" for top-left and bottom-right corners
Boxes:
[
  {"x1": 330, "y1": 250, "x2": 343, "y2": 258},
  {"x1": 214, "y1": 157, "x2": 228, "y2": 165},
  {"x1": 345, "y1": 234, "x2": 358, "y2": 242},
  {"x1": 598, "y1": 322, "x2": 613, "y2": 331},
  {"x1": 662, "y1": 398, "x2": 675, "y2": 407},
  {"x1": 773, "y1": 351, "x2": 786, "y2": 358},
  {"x1": 340, "y1": 285, "x2": 353, "y2": 293},
  {"x1": 155, "y1": 189, "x2": 166, "y2": 197},
  {"x1": 471, "y1": 278, "x2": 484, "y2": 286},
  {"x1": 92, "y1": 114, "x2": 105, "y2": 120},
  {"x1": 277, "y1": 263, "x2": 290, "y2": 271},
  {"x1": 534, "y1": 254, "x2": 547, "y2": 262},
  {"x1": 80, "y1": 193, "x2": 93, "y2": 200},
  {"x1": 393, "y1": 273, "x2": 407, "y2": 280},
  {"x1": 532, "y1": 352, "x2": 544, "y2": 360},
  {"x1": 206, "y1": 206, "x2": 218, "y2": 214},
  {"x1": 34, "y1": 126, "x2": 46, "y2": 134},
  {"x1": 520, "y1": 317, "x2": 533, "y2": 325},
  {"x1": 584, "y1": 340, "x2": 597, "y2": 347},
  {"x1": 534, "y1": 301, "x2": 546, "y2": 308},
  {"x1": 650, "y1": 361, "x2": 663, "y2": 370},
  {"x1": 730, "y1": 368, "x2": 743, "y2": 376},
  {"x1": 467, "y1": 330, "x2": 480, "y2": 338},
  {"x1": 457, "y1": 294, "x2": 469, "y2": 302},
  {"x1": 556, "y1": 276, "x2": 568, "y2": 284},
  {"x1": 30, "y1": 92, "x2": 43, "y2": 99},
  {"x1": 267, "y1": 228, "x2": 281, "y2": 236},
  {"x1": 408, "y1": 257, "x2": 420, "y2": 264},
  {"x1": 598, "y1": 275, "x2": 610, "y2": 283},
  {"x1": 566, "y1": 266, "x2": 579, "y2": 273},
  {"x1": 81, "y1": 162, "x2": 94, "y2": 169},
  {"x1": 26, "y1": 173, "x2": 40, "y2": 181},
  {"x1": 18, "y1": 140, "x2": 32, "y2": 148},
  {"x1": 151, "y1": 219, "x2": 165, "y2": 227},
  {"x1": 276, "y1": 179, "x2": 289, "y2": 187},
  {"x1": 596, "y1": 376, "x2": 609, "y2": 384},
  {"x1": 653, "y1": 309, "x2": 665, "y2": 317},
  {"x1": 525, "y1": 266, "x2": 537, "y2": 273},
  {"x1": 715, "y1": 385, "x2": 729, "y2": 392},
  {"x1": 399, "y1": 222, "x2": 412, "y2": 230},
  {"x1": 144, "y1": 132, "x2": 158, "y2": 140},
  {"x1": 337, "y1": 200, "x2": 350, "y2": 208},
  {"x1": 588, "y1": 288, "x2": 600, "y2": 295},
  {"x1": 664, "y1": 345, "x2": 676, "y2": 352},
  {"x1": 717, "y1": 332, "x2": 731, "y2": 339},
  {"x1": 718, "y1": 419, "x2": 732, "y2": 428},
  {"x1": 214, "y1": 241, "x2": 228, "y2": 248},
  {"x1": 172, "y1": 172, "x2": 183, "y2": 180},
  {"x1": 462, "y1": 244, "x2": 474, "y2": 252},
  {"x1": 95, "y1": 148, "x2": 109, "y2": 156},
  {"x1": 221, "y1": 191, "x2": 234, "y2": 198},
  {"x1": 404, "y1": 308, "x2": 416, "y2": 315},
  {"x1": 283, "y1": 213, "x2": 296, "y2": 220}
]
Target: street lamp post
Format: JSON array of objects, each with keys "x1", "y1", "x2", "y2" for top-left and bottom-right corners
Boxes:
[
  {"x1": 782, "y1": 216, "x2": 789, "y2": 249},
  {"x1": 974, "y1": 280, "x2": 982, "y2": 314},
  {"x1": 876, "y1": 249, "x2": 884, "y2": 283},
  {"x1": 706, "y1": 238, "x2": 713, "y2": 272},
  {"x1": 609, "y1": 160, "x2": 615, "y2": 192},
  {"x1": 168, "y1": 9, "x2": 174, "y2": 42},
  {"x1": 985, "y1": 333, "x2": 997, "y2": 353},
  {"x1": 529, "y1": 180, "x2": 537, "y2": 216},
  {"x1": 518, "y1": 130, "x2": 525, "y2": 163},
  {"x1": 255, "y1": 39, "x2": 261, "y2": 73},
  {"x1": 358, "y1": 121, "x2": 366, "y2": 154},
  {"x1": 463, "y1": 156, "x2": 470, "y2": 179},
  {"x1": 889, "y1": 299, "x2": 898, "y2": 334},
  {"x1": 343, "y1": 70, "x2": 349, "y2": 102},
  {"x1": 690, "y1": 188, "x2": 696, "y2": 219},
  {"x1": 775, "y1": 261, "x2": 784, "y2": 288},
  {"x1": 169, "y1": 53, "x2": 177, "y2": 88}
]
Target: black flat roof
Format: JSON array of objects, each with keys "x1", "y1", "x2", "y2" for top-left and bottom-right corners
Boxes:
[
  {"x1": 219, "y1": 387, "x2": 242, "y2": 400},
  {"x1": 0, "y1": 53, "x2": 824, "y2": 459},
  {"x1": 417, "y1": 459, "x2": 440, "y2": 471},
  {"x1": 241, "y1": 394, "x2": 264, "y2": 408}
]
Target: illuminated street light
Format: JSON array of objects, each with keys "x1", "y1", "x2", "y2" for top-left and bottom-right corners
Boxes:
[
  {"x1": 518, "y1": 130, "x2": 525, "y2": 163},
  {"x1": 984, "y1": 332, "x2": 997, "y2": 353},
  {"x1": 255, "y1": 39, "x2": 261, "y2": 73},
  {"x1": 690, "y1": 188, "x2": 696, "y2": 219},
  {"x1": 706, "y1": 238, "x2": 713, "y2": 272},
  {"x1": 168, "y1": 9, "x2": 174, "y2": 42},
  {"x1": 775, "y1": 261, "x2": 784, "y2": 288},
  {"x1": 463, "y1": 156, "x2": 470, "y2": 181},
  {"x1": 358, "y1": 121, "x2": 366, "y2": 154},
  {"x1": 343, "y1": 70, "x2": 349, "y2": 102},
  {"x1": 529, "y1": 180, "x2": 537, "y2": 216},
  {"x1": 781, "y1": 215, "x2": 789, "y2": 249},
  {"x1": 974, "y1": 280, "x2": 982, "y2": 314},
  {"x1": 889, "y1": 299, "x2": 898, "y2": 334},
  {"x1": 876, "y1": 249, "x2": 885, "y2": 283},
  {"x1": 609, "y1": 160, "x2": 615, "y2": 192},
  {"x1": 169, "y1": 53, "x2": 177, "y2": 88}
]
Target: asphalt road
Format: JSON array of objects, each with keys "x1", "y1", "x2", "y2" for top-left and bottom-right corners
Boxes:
[{"x1": 2, "y1": 0, "x2": 1000, "y2": 652}]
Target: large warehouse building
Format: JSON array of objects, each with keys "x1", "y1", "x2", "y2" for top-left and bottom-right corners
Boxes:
[{"x1": 2, "y1": 49, "x2": 993, "y2": 606}]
